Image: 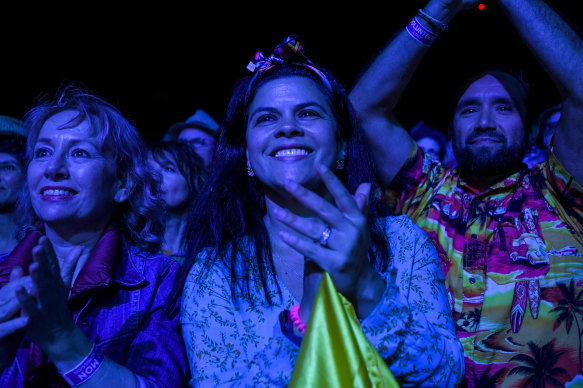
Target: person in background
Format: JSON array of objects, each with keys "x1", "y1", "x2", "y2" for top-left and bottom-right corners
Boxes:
[
  {"x1": 0, "y1": 116, "x2": 27, "y2": 254},
  {"x1": 410, "y1": 120, "x2": 449, "y2": 164},
  {"x1": 0, "y1": 86, "x2": 188, "y2": 387},
  {"x1": 148, "y1": 140, "x2": 206, "y2": 263},
  {"x1": 349, "y1": 0, "x2": 583, "y2": 385},
  {"x1": 164, "y1": 109, "x2": 219, "y2": 168},
  {"x1": 179, "y1": 36, "x2": 462, "y2": 387}
]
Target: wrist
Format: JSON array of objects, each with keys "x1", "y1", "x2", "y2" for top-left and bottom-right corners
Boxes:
[
  {"x1": 60, "y1": 343, "x2": 105, "y2": 387},
  {"x1": 41, "y1": 326, "x2": 93, "y2": 367},
  {"x1": 423, "y1": 2, "x2": 460, "y2": 24}
]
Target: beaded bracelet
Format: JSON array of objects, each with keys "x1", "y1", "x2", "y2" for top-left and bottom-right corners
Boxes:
[
  {"x1": 289, "y1": 304, "x2": 307, "y2": 334},
  {"x1": 417, "y1": 9, "x2": 449, "y2": 32},
  {"x1": 61, "y1": 343, "x2": 105, "y2": 386},
  {"x1": 406, "y1": 16, "x2": 438, "y2": 46}
]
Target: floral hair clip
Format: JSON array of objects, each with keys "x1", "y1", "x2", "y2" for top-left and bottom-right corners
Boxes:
[{"x1": 244, "y1": 35, "x2": 333, "y2": 103}]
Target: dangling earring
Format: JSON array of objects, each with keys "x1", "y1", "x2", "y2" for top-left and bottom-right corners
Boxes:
[{"x1": 247, "y1": 159, "x2": 255, "y2": 176}]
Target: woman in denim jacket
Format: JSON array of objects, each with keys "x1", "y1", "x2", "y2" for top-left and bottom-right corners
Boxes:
[{"x1": 0, "y1": 86, "x2": 189, "y2": 387}]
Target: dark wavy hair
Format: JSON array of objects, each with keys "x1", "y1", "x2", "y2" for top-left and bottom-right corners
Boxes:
[
  {"x1": 176, "y1": 60, "x2": 390, "y2": 305},
  {"x1": 149, "y1": 140, "x2": 207, "y2": 197},
  {"x1": 17, "y1": 84, "x2": 165, "y2": 252}
]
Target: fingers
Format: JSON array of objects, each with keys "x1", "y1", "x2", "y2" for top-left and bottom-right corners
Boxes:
[
  {"x1": 284, "y1": 179, "x2": 345, "y2": 229},
  {"x1": 273, "y1": 206, "x2": 330, "y2": 243},
  {"x1": 353, "y1": 183, "x2": 372, "y2": 214},
  {"x1": 283, "y1": 165, "x2": 369, "y2": 230},
  {"x1": 0, "y1": 275, "x2": 33, "y2": 322},
  {"x1": 279, "y1": 230, "x2": 332, "y2": 262},
  {"x1": 316, "y1": 164, "x2": 365, "y2": 219},
  {"x1": 0, "y1": 316, "x2": 28, "y2": 338},
  {"x1": 15, "y1": 286, "x2": 38, "y2": 319},
  {"x1": 32, "y1": 237, "x2": 60, "y2": 278},
  {"x1": 9, "y1": 266, "x2": 23, "y2": 282}
]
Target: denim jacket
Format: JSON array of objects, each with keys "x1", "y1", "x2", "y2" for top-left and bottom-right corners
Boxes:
[{"x1": 0, "y1": 226, "x2": 189, "y2": 387}]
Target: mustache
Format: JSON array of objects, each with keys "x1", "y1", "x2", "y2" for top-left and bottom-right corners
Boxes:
[{"x1": 466, "y1": 131, "x2": 506, "y2": 144}]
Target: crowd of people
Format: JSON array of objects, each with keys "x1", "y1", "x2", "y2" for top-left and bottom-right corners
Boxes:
[{"x1": 0, "y1": 0, "x2": 581, "y2": 386}]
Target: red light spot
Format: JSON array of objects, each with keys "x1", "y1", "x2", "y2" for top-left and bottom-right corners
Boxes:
[{"x1": 478, "y1": 3, "x2": 486, "y2": 10}]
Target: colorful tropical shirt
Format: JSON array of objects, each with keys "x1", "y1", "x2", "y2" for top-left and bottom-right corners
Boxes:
[
  {"x1": 385, "y1": 145, "x2": 583, "y2": 387},
  {"x1": 181, "y1": 215, "x2": 464, "y2": 387}
]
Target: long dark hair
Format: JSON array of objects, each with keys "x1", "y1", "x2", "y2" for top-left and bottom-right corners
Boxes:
[
  {"x1": 176, "y1": 61, "x2": 389, "y2": 305},
  {"x1": 149, "y1": 140, "x2": 207, "y2": 197}
]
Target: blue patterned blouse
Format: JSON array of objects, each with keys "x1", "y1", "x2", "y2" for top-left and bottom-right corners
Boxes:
[{"x1": 181, "y1": 215, "x2": 464, "y2": 387}]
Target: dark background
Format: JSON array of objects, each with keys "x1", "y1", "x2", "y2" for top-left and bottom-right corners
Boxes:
[{"x1": 1, "y1": 1, "x2": 580, "y2": 143}]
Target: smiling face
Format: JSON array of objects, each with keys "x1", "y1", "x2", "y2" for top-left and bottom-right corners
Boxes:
[
  {"x1": 0, "y1": 152, "x2": 25, "y2": 211},
  {"x1": 27, "y1": 110, "x2": 124, "y2": 231},
  {"x1": 452, "y1": 74, "x2": 527, "y2": 178},
  {"x1": 148, "y1": 150, "x2": 190, "y2": 211},
  {"x1": 245, "y1": 76, "x2": 341, "y2": 198}
]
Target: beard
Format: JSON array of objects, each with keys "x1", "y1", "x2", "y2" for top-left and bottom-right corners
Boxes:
[{"x1": 453, "y1": 135, "x2": 527, "y2": 177}]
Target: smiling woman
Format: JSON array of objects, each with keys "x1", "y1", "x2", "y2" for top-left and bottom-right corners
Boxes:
[
  {"x1": 0, "y1": 86, "x2": 188, "y2": 387},
  {"x1": 179, "y1": 36, "x2": 463, "y2": 387}
]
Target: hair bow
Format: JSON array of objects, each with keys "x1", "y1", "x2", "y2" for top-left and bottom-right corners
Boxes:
[{"x1": 244, "y1": 35, "x2": 332, "y2": 103}]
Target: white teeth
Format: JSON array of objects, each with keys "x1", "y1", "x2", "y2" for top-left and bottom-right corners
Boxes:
[
  {"x1": 42, "y1": 189, "x2": 75, "y2": 196},
  {"x1": 274, "y1": 148, "x2": 309, "y2": 157}
]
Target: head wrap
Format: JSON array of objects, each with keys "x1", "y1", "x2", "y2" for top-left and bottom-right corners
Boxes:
[{"x1": 244, "y1": 35, "x2": 332, "y2": 103}]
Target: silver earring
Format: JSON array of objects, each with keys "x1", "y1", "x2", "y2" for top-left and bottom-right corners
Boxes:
[{"x1": 247, "y1": 160, "x2": 255, "y2": 176}]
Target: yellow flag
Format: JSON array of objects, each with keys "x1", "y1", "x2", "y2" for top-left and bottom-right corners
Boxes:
[{"x1": 289, "y1": 272, "x2": 400, "y2": 388}]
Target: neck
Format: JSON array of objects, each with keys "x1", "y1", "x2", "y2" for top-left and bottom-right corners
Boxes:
[
  {"x1": 264, "y1": 195, "x2": 329, "y2": 302},
  {"x1": 163, "y1": 211, "x2": 188, "y2": 254},
  {"x1": 0, "y1": 212, "x2": 18, "y2": 253},
  {"x1": 44, "y1": 222, "x2": 107, "y2": 288},
  {"x1": 461, "y1": 165, "x2": 523, "y2": 192}
]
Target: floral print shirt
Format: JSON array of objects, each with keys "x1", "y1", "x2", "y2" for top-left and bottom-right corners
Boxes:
[
  {"x1": 181, "y1": 215, "x2": 463, "y2": 387},
  {"x1": 385, "y1": 146, "x2": 583, "y2": 387}
]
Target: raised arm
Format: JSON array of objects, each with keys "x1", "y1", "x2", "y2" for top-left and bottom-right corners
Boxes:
[
  {"x1": 349, "y1": 0, "x2": 479, "y2": 186},
  {"x1": 496, "y1": 0, "x2": 583, "y2": 184}
]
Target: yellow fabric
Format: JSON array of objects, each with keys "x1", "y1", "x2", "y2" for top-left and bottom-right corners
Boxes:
[{"x1": 289, "y1": 273, "x2": 399, "y2": 388}]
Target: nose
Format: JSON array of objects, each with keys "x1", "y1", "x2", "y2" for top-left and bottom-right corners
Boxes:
[
  {"x1": 44, "y1": 154, "x2": 70, "y2": 180},
  {"x1": 476, "y1": 109, "x2": 496, "y2": 131},
  {"x1": 274, "y1": 116, "x2": 304, "y2": 138}
]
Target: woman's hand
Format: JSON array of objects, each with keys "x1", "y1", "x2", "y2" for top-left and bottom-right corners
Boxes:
[
  {"x1": 15, "y1": 236, "x2": 87, "y2": 360},
  {"x1": 0, "y1": 267, "x2": 31, "y2": 337},
  {"x1": 0, "y1": 267, "x2": 31, "y2": 370},
  {"x1": 274, "y1": 164, "x2": 385, "y2": 324}
]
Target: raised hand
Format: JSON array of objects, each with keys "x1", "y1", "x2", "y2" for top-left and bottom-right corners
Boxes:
[
  {"x1": 275, "y1": 164, "x2": 384, "y2": 323},
  {"x1": 15, "y1": 236, "x2": 82, "y2": 355}
]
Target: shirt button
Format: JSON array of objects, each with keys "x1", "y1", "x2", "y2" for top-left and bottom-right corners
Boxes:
[{"x1": 469, "y1": 277, "x2": 476, "y2": 284}]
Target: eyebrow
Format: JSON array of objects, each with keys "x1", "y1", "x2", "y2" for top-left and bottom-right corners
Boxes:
[
  {"x1": 248, "y1": 101, "x2": 329, "y2": 121},
  {"x1": 34, "y1": 138, "x2": 98, "y2": 147},
  {"x1": 456, "y1": 95, "x2": 516, "y2": 110}
]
